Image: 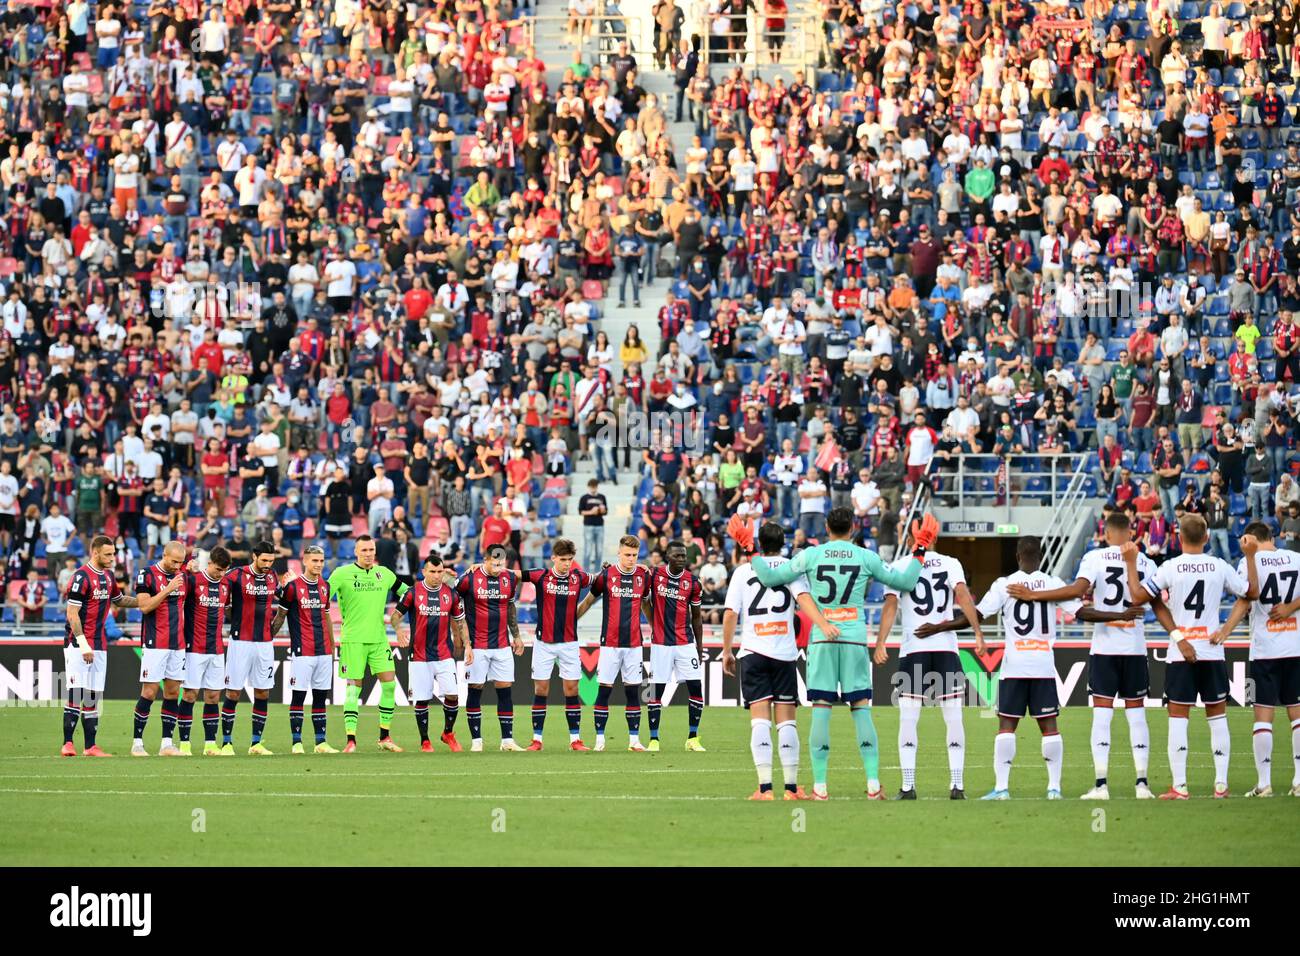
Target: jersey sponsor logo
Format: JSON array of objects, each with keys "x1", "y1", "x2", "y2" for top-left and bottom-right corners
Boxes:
[
  {"x1": 1180, "y1": 626, "x2": 1210, "y2": 640},
  {"x1": 753, "y1": 621, "x2": 790, "y2": 636},
  {"x1": 824, "y1": 606, "x2": 858, "y2": 621},
  {"x1": 607, "y1": 585, "x2": 643, "y2": 598},
  {"x1": 1013, "y1": 638, "x2": 1051, "y2": 652},
  {"x1": 543, "y1": 579, "x2": 580, "y2": 596},
  {"x1": 1266, "y1": 618, "x2": 1298, "y2": 633},
  {"x1": 242, "y1": 581, "x2": 275, "y2": 596}
]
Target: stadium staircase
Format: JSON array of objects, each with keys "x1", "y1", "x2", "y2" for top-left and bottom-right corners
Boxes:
[{"x1": 533, "y1": 0, "x2": 677, "y2": 562}]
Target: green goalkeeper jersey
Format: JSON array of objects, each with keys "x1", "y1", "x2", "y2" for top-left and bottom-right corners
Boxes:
[
  {"x1": 328, "y1": 563, "x2": 399, "y2": 644},
  {"x1": 752, "y1": 542, "x2": 922, "y2": 644}
]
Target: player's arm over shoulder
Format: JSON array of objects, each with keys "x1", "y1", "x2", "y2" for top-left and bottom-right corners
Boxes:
[
  {"x1": 867, "y1": 547, "x2": 922, "y2": 592},
  {"x1": 751, "y1": 549, "x2": 806, "y2": 587}
]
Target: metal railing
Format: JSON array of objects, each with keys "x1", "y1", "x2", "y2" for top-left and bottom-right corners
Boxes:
[
  {"x1": 1038, "y1": 456, "x2": 1094, "y2": 577},
  {"x1": 696, "y1": 16, "x2": 820, "y2": 74},
  {"x1": 524, "y1": 8, "x2": 644, "y2": 63},
  {"x1": 930, "y1": 453, "x2": 1093, "y2": 518}
]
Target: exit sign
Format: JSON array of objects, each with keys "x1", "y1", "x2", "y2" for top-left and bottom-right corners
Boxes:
[{"x1": 996, "y1": 524, "x2": 1020, "y2": 534}]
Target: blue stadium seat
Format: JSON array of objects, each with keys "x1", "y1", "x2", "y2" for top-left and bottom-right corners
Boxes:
[
  {"x1": 538, "y1": 498, "x2": 561, "y2": 519},
  {"x1": 1229, "y1": 493, "x2": 1247, "y2": 516}
]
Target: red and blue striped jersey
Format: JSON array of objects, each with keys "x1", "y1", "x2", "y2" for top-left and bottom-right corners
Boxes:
[
  {"x1": 276, "y1": 576, "x2": 333, "y2": 657},
  {"x1": 136, "y1": 564, "x2": 187, "y2": 650},
  {"x1": 588, "y1": 565, "x2": 652, "y2": 648},
  {"x1": 224, "y1": 567, "x2": 280, "y2": 643},
  {"x1": 396, "y1": 582, "x2": 465, "y2": 661},
  {"x1": 184, "y1": 569, "x2": 228, "y2": 655},
  {"x1": 523, "y1": 567, "x2": 591, "y2": 643},
  {"x1": 64, "y1": 565, "x2": 119, "y2": 651},
  {"x1": 649, "y1": 567, "x2": 703, "y2": 647},
  {"x1": 454, "y1": 568, "x2": 519, "y2": 650}
]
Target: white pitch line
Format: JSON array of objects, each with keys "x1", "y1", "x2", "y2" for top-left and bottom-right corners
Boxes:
[
  {"x1": 0, "y1": 786, "x2": 1256, "y2": 803},
  {"x1": 0, "y1": 786, "x2": 749, "y2": 802},
  {"x1": 0, "y1": 767, "x2": 736, "y2": 780}
]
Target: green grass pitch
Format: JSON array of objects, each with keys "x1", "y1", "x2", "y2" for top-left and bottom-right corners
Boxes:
[{"x1": 2, "y1": 704, "x2": 1297, "y2": 866}]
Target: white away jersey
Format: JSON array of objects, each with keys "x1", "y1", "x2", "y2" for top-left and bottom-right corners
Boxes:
[
  {"x1": 1076, "y1": 547, "x2": 1155, "y2": 656},
  {"x1": 886, "y1": 552, "x2": 967, "y2": 656},
  {"x1": 1145, "y1": 552, "x2": 1247, "y2": 662},
  {"x1": 724, "y1": 558, "x2": 809, "y2": 662},
  {"x1": 1238, "y1": 549, "x2": 1300, "y2": 660},
  {"x1": 977, "y1": 570, "x2": 1081, "y2": 679}
]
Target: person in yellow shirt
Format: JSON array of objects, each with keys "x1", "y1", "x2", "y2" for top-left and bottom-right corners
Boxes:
[
  {"x1": 1235, "y1": 313, "x2": 1261, "y2": 355},
  {"x1": 620, "y1": 325, "x2": 648, "y2": 367}
]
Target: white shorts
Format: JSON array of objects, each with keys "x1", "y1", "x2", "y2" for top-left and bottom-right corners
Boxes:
[
  {"x1": 597, "y1": 646, "x2": 644, "y2": 686},
  {"x1": 410, "y1": 659, "x2": 459, "y2": 700},
  {"x1": 650, "y1": 643, "x2": 702, "y2": 683},
  {"x1": 139, "y1": 647, "x2": 186, "y2": 684},
  {"x1": 467, "y1": 647, "x2": 515, "y2": 685},
  {"x1": 184, "y1": 652, "x2": 225, "y2": 691},
  {"x1": 64, "y1": 646, "x2": 107, "y2": 693},
  {"x1": 224, "y1": 641, "x2": 277, "y2": 691},
  {"x1": 531, "y1": 641, "x2": 581, "y2": 681},
  {"x1": 289, "y1": 654, "x2": 333, "y2": 691}
]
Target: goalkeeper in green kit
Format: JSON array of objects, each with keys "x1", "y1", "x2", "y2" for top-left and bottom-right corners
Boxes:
[
  {"x1": 728, "y1": 508, "x2": 940, "y2": 799},
  {"x1": 329, "y1": 535, "x2": 405, "y2": 753}
]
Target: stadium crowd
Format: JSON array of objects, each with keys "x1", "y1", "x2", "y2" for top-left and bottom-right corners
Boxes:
[{"x1": 0, "y1": 0, "x2": 1298, "y2": 629}]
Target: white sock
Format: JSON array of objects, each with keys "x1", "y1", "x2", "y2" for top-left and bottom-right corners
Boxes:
[
  {"x1": 750, "y1": 719, "x2": 773, "y2": 787},
  {"x1": 993, "y1": 732, "x2": 1016, "y2": 791},
  {"x1": 1090, "y1": 705, "x2": 1114, "y2": 782},
  {"x1": 898, "y1": 698, "x2": 921, "y2": 790},
  {"x1": 1125, "y1": 706, "x2": 1150, "y2": 781},
  {"x1": 133, "y1": 738, "x2": 143, "y2": 748},
  {"x1": 161, "y1": 737, "x2": 173, "y2": 748},
  {"x1": 1292, "y1": 719, "x2": 1300, "y2": 787},
  {"x1": 941, "y1": 699, "x2": 965, "y2": 790},
  {"x1": 1208, "y1": 713, "x2": 1230, "y2": 787},
  {"x1": 1168, "y1": 716, "x2": 1189, "y2": 790},
  {"x1": 1042, "y1": 733, "x2": 1063, "y2": 791},
  {"x1": 628, "y1": 734, "x2": 639, "y2": 745},
  {"x1": 1252, "y1": 722, "x2": 1273, "y2": 790},
  {"x1": 776, "y1": 720, "x2": 800, "y2": 789}
]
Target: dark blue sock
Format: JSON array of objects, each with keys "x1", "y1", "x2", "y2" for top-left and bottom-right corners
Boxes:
[
  {"x1": 177, "y1": 699, "x2": 194, "y2": 743},
  {"x1": 686, "y1": 679, "x2": 704, "y2": 737},
  {"x1": 133, "y1": 696, "x2": 153, "y2": 740},
  {"x1": 467, "y1": 686, "x2": 483, "y2": 739},
  {"x1": 289, "y1": 690, "x2": 307, "y2": 743},
  {"x1": 497, "y1": 686, "x2": 514, "y2": 739},
  {"x1": 221, "y1": 699, "x2": 237, "y2": 744},
  {"x1": 648, "y1": 682, "x2": 665, "y2": 739},
  {"x1": 625, "y1": 686, "x2": 642, "y2": 736},
  {"x1": 311, "y1": 694, "x2": 329, "y2": 744},
  {"x1": 564, "y1": 695, "x2": 581, "y2": 736},
  {"x1": 594, "y1": 685, "x2": 612, "y2": 735},
  {"x1": 251, "y1": 700, "x2": 268, "y2": 743},
  {"x1": 532, "y1": 694, "x2": 547, "y2": 738}
]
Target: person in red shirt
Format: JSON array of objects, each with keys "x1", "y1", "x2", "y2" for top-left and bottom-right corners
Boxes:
[
  {"x1": 403, "y1": 277, "x2": 433, "y2": 324},
  {"x1": 479, "y1": 500, "x2": 513, "y2": 561},
  {"x1": 192, "y1": 328, "x2": 225, "y2": 377},
  {"x1": 1126, "y1": 319, "x2": 1157, "y2": 369}
]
